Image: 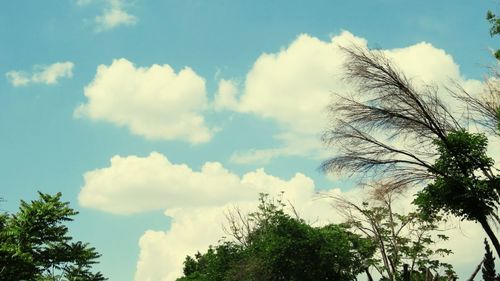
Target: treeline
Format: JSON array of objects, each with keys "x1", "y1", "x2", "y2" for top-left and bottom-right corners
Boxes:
[{"x1": 177, "y1": 192, "x2": 454, "y2": 281}]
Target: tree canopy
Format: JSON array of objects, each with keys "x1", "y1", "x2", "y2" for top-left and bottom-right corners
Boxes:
[
  {"x1": 0, "y1": 192, "x2": 106, "y2": 281},
  {"x1": 176, "y1": 194, "x2": 375, "y2": 281}
]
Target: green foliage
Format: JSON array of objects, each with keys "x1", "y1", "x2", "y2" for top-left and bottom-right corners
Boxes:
[
  {"x1": 0, "y1": 192, "x2": 106, "y2": 281},
  {"x1": 414, "y1": 130, "x2": 499, "y2": 222},
  {"x1": 176, "y1": 194, "x2": 375, "y2": 281},
  {"x1": 482, "y1": 239, "x2": 499, "y2": 281},
  {"x1": 341, "y1": 198, "x2": 455, "y2": 281},
  {"x1": 487, "y1": 10, "x2": 500, "y2": 60},
  {"x1": 497, "y1": 108, "x2": 500, "y2": 131}
]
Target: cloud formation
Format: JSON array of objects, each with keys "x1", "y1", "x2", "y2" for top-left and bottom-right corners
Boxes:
[
  {"x1": 74, "y1": 59, "x2": 214, "y2": 144},
  {"x1": 6, "y1": 62, "x2": 74, "y2": 87},
  {"x1": 78, "y1": 152, "x2": 255, "y2": 214},
  {"x1": 215, "y1": 31, "x2": 484, "y2": 164},
  {"x1": 73, "y1": 31, "x2": 484, "y2": 148}
]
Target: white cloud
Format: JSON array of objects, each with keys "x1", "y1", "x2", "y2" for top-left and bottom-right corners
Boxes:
[
  {"x1": 236, "y1": 32, "x2": 358, "y2": 135},
  {"x1": 214, "y1": 31, "x2": 365, "y2": 162},
  {"x1": 74, "y1": 59, "x2": 214, "y2": 144},
  {"x1": 213, "y1": 79, "x2": 239, "y2": 111},
  {"x1": 215, "y1": 31, "x2": 484, "y2": 164},
  {"x1": 76, "y1": 0, "x2": 137, "y2": 31},
  {"x1": 78, "y1": 152, "x2": 325, "y2": 216},
  {"x1": 94, "y1": 0, "x2": 137, "y2": 32},
  {"x1": 6, "y1": 62, "x2": 74, "y2": 87},
  {"x1": 135, "y1": 206, "x2": 234, "y2": 281},
  {"x1": 78, "y1": 152, "x2": 492, "y2": 280},
  {"x1": 78, "y1": 152, "x2": 255, "y2": 214},
  {"x1": 6, "y1": 71, "x2": 30, "y2": 86}
]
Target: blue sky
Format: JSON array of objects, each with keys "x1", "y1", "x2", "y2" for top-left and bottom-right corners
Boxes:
[{"x1": 1, "y1": 1, "x2": 498, "y2": 280}]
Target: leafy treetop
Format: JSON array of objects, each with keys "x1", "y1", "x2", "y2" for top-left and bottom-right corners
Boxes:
[{"x1": 0, "y1": 192, "x2": 106, "y2": 281}]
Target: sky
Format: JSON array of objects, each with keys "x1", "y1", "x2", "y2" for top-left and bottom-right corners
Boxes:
[{"x1": 1, "y1": 0, "x2": 499, "y2": 280}]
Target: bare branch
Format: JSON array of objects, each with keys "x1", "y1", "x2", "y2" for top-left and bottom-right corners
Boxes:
[
  {"x1": 322, "y1": 45, "x2": 461, "y2": 185},
  {"x1": 449, "y1": 76, "x2": 500, "y2": 137}
]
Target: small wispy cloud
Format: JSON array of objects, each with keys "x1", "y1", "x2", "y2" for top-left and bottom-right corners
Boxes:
[
  {"x1": 76, "y1": 0, "x2": 138, "y2": 32},
  {"x1": 95, "y1": 5, "x2": 138, "y2": 32},
  {"x1": 6, "y1": 62, "x2": 74, "y2": 87}
]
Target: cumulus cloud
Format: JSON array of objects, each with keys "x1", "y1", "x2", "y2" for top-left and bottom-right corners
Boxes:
[
  {"x1": 78, "y1": 152, "x2": 325, "y2": 216},
  {"x1": 6, "y1": 62, "x2": 74, "y2": 87},
  {"x1": 77, "y1": 152, "x2": 493, "y2": 280},
  {"x1": 213, "y1": 31, "x2": 365, "y2": 163},
  {"x1": 74, "y1": 59, "x2": 214, "y2": 144},
  {"x1": 215, "y1": 31, "x2": 484, "y2": 163},
  {"x1": 78, "y1": 152, "x2": 255, "y2": 214},
  {"x1": 236, "y1": 32, "x2": 357, "y2": 134}
]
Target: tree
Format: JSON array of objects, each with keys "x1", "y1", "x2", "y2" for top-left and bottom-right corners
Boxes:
[
  {"x1": 176, "y1": 194, "x2": 375, "y2": 281},
  {"x1": 0, "y1": 192, "x2": 106, "y2": 281},
  {"x1": 321, "y1": 46, "x2": 500, "y2": 257},
  {"x1": 413, "y1": 130, "x2": 500, "y2": 256},
  {"x1": 329, "y1": 183, "x2": 455, "y2": 281},
  {"x1": 482, "y1": 239, "x2": 499, "y2": 281}
]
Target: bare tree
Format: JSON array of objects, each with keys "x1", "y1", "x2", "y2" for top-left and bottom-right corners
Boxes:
[
  {"x1": 223, "y1": 205, "x2": 254, "y2": 246},
  {"x1": 327, "y1": 182, "x2": 455, "y2": 281},
  {"x1": 321, "y1": 45, "x2": 460, "y2": 186}
]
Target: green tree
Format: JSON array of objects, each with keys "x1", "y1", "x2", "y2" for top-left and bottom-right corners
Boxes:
[
  {"x1": 0, "y1": 192, "x2": 106, "y2": 281},
  {"x1": 321, "y1": 46, "x2": 500, "y2": 257},
  {"x1": 331, "y1": 183, "x2": 455, "y2": 281},
  {"x1": 176, "y1": 194, "x2": 375, "y2": 281},
  {"x1": 413, "y1": 130, "x2": 500, "y2": 256},
  {"x1": 482, "y1": 239, "x2": 499, "y2": 281}
]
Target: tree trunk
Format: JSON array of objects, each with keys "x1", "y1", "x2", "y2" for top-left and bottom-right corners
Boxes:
[
  {"x1": 479, "y1": 217, "x2": 500, "y2": 258},
  {"x1": 466, "y1": 257, "x2": 484, "y2": 281},
  {"x1": 365, "y1": 268, "x2": 374, "y2": 281},
  {"x1": 426, "y1": 267, "x2": 433, "y2": 281},
  {"x1": 402, "y1": 264, "x2": 410, "y2": 281}
]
